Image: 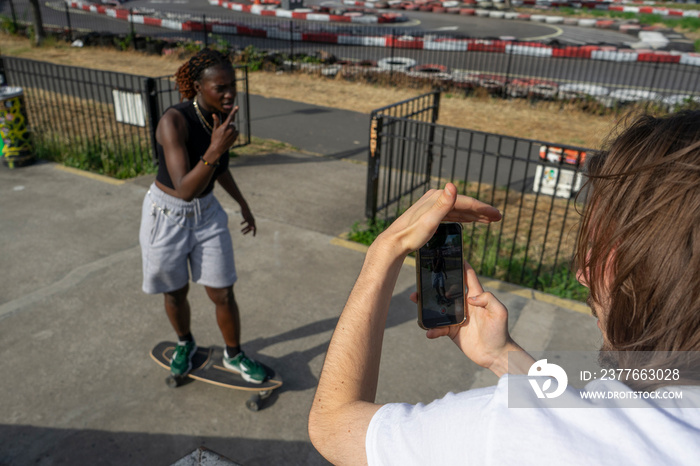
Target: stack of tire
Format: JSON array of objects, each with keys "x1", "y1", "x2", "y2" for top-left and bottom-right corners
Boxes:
[{"x1": 506, "y1": 78, "x2": 559, "y2": 99}]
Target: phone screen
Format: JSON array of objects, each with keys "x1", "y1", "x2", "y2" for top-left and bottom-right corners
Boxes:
[{"x1": 417, "y1": 223, "x2": 465, "y2": 329}]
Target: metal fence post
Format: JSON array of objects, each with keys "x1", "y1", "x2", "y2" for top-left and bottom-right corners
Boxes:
[
  {"x1": 289, "y1": 20, "x2": 294, "y2": 69},
  {"x1": 503, "y1": 45, "x2": 514, "y2": 99},
  {"x1": 648, "y1": 61, "x2": 660, "y2": 106},
  {"x1": 366, "y1": 113, "x2": 383, "y2": 221},
  {"x1": 425, "y1": 91, "x2": 440, "y2": 184},
  {"x1": 9, "y1": 0, "x2": 18, "y2": 31},
  {"x1": 144, "y1": 77, "x2": 160, "y2": 165},
  {"x1": 0, "y1": 57, "x2": 6, "y2": 87},
  {"x1": 130, "y1": 8, "x2": 135, "y2": 38},
  {"x1": 389, "y1": 29, "x2": 396, "y2": 82},
  {"x1": 64, "y1": 2, "x2": 73, "y2": 41},
  {"x1": 203, "y1": 15, "x2": 208, "y2": 47},
  {"x1": 245, "y1": 66, "x2": 251, "y2": 143},
  {"x1": 431, "y1": 90, "x2": 440, "y2": 124}
]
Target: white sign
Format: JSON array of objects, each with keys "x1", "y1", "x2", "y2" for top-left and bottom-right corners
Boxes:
[
  {"x1": 112, "y1": 89, "x2": 146, "y2": 127},
  {"x1": 533, "y1": 165, "x2": 583, "y2": 199}
]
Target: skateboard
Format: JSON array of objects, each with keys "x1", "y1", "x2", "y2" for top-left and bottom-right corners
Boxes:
[{"x1": 150, "y1": 341, "x2": 283, "y2": 412}]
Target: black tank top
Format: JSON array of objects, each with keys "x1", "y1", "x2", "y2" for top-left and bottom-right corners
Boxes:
[{"x1": 155, "y1": 100, "x2": 229, "y2": 198}]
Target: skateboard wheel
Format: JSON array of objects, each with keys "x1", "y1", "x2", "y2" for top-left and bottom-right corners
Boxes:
[
  {"x1": 166, "y1": 375, "x2": 182, "y2": 388},
  {"x1": 246, "y1": 394, "x2": 261, "y2": 412}
]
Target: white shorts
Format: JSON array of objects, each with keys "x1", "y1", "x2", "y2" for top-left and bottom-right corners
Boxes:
[
  {"x1": 432, "y1": 272, "x2": 445, "y2": 289},
  {"x1": 139, "y1": 183, "x2": 237, "y2": 294}
]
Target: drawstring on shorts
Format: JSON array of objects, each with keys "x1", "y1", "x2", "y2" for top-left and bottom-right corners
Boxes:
[{"x1": 147, "y1": 187, "x2": 215, "y2": 230}]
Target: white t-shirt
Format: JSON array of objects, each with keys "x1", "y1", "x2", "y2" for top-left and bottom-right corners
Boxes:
[{"x1": 366, "y1": 375, "x2": 700, "y2": 465}]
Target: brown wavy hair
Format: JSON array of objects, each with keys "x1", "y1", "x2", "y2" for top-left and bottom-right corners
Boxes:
[
  {"x1": 575, "y1": 111, "x2": 700, "y2": 387},
  {"x1": 577, "y1": 110, "x2": 700, "y2": 352},
  {"x1": 174, "y1": 48, "x2": 233, "y2": 101}
]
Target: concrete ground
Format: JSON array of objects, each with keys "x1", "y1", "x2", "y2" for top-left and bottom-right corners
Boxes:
[{"x1": 0, "y1": 100, "x2": 600, "y2": 465}]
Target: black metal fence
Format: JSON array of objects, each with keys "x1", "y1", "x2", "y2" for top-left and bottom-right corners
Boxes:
[
  {"x1": 4, "y1": 0, "x2": 700, "y2": 104},
  {"x1": 367, "y1": 91, "x2": 440, "y2": 218},
  {"x1": 368, "y1": 101, "x2": 590, "y2": 294},
  {"x1": 0, "y1": 56, "x2": 250, "y2": 177}
]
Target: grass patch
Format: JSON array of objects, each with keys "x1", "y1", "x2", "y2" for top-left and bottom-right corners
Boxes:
[
  {"x1": 34, "y1": 134, "x2": 156, "y2": 179},
  {"x1": 350, "y1": 217, "x2": 588, "y2": 302},
  {"x1": 233, "y1": 136, "x2": 300, "y2": 156},
  {"x1": 349, "y1": 219, "x2": 392, "y2": 246},
  {"x1": 520, "y1": 5, "x2": 700, "y2": 36},
  {"x1": 351, "y1": 175, "x2": 589, "y2": 303}
]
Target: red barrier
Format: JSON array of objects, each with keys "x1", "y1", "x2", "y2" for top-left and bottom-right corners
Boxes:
[
  {"x1": 637, "y1": 52, "x2": 681, "y2": 63},
  {"x1": 236, "y1": 25, "x2": 268, "y2": 37},
  {"x1": 143, "y1": 16, "x2": 162, "y2": 26},
  {"x1": 387, "y1": 36, "x2": 424, "y2": 49},
  {"x1": 468, "y1": 40, "x2": 507, "y2": 53},
  {"x1": 181, "y1": 21, "x2": 201, "y2": 31},
  {"x1": 552, "y1": 45, "x2": 599, "y2": 58},
  {"x1": 302, "y1": 32, "x2": 339, "y2": 43}
]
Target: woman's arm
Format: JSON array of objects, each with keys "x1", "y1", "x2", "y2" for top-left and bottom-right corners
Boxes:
[
  {"x1": 156, "y1": 106, "x2": 238, "y2": 202},
  {"x1": 217, "y1": 169, "x2": 256, "y2": 236}
]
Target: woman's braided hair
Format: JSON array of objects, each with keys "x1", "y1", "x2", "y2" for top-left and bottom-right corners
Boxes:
[{"x1": 175, "y1": 48, "x2": 232, "y2": 101}]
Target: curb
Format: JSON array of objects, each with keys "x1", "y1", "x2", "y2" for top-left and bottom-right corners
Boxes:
[
  {"x1": 54, "y1": 164, "x2": 126, "y2": 185},
  {"x1": 330, "y1": 235, "x2": 591, "y2": 316}
]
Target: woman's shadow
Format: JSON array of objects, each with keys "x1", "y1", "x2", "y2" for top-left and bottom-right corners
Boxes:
[{"x1": 244, "y1": 285, "x2": 417, "y2": 398}]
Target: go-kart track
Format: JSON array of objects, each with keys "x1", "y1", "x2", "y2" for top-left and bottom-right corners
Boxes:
[{"x1": 7, "y1": 0, "x2": 700, "y2": 101}]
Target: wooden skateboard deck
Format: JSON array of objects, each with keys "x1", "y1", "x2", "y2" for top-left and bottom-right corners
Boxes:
[{"x1": 150, "y1": 341, "x2": 282, "y2": 411}]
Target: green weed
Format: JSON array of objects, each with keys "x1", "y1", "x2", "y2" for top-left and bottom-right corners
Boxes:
[
  {"x1": 34, "y1": 134, "x2": 156, "y2": 179},
  {"x1": 0, "y1": 14, "x2": 18, "y2": 34},
  {"x1": 348, "y1": 216, "x2": 588, "y2": 302},
  {"x1": 348, "y1": 219, "x2": 391, "y2": 246}
]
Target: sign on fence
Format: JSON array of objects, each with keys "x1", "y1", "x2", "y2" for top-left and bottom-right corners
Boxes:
[
  {"x1": 533, "y1": 165, "x2": 584, "y2": 199},
  {"x1": 112, "y1": 89, "x2": 146, "y2": 127}
]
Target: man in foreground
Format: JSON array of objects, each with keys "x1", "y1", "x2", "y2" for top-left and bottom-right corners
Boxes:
[{"x1": 308, "y1": 111, "x2": 700, "y2": 465}]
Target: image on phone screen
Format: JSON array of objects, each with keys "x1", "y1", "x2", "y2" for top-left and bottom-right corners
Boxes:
[{"x1": 417, "y1": 223, "x2": 465, "y2": 329}]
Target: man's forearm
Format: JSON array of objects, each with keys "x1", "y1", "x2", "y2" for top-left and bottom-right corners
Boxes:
[{"x1": 309, "y1": 241, "x2": 404, "y2": 465}]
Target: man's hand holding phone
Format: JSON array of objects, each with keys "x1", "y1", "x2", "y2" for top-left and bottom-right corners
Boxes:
[
  {"x1": 411, "y1": 261, "x2": 534, "y2": 377},
  {"x1": 374, "y1": 183, "x2": 501, "y2": 258}
]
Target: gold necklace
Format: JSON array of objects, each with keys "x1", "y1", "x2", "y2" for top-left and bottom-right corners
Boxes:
[{"x1": 192, "y1": 99, "x2": 212, "y2": 135}]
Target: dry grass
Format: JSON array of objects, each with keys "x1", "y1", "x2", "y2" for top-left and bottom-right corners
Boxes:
[{"x1": 1, "y1": 32, "x2": 618, "y2": 148}]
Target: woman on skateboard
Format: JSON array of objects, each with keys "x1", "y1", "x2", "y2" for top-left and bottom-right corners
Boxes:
[{"x1": 139, "y1": 48, "x2": 266, "y2": 384}]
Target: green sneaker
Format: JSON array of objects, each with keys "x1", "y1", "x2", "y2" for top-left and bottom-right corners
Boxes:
[
  {"x1": 170, "y1": 340, "x2": 197, "y2": 376},
  {"x1": 223, "y1": 350, "x2": 267, "y2": 384}
]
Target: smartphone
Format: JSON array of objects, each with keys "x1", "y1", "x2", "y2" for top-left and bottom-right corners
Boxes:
[{"x1": 416, "y1": 222, "x2": 466, "y2": 330}]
